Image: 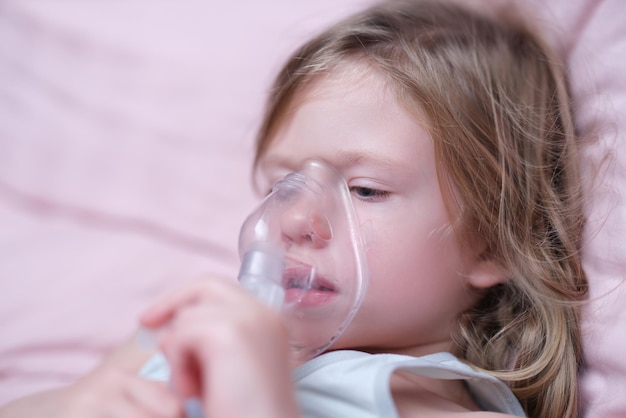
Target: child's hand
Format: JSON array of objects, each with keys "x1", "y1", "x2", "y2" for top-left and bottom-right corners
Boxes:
[
  {"x1": 140, "y1": 277, "x2": 300, "y2": 418},
  {"x1": 0, "y1": 351, "x2": 183, "y2": 418}
]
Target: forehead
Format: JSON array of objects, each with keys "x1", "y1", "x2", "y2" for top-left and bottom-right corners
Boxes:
[
  {"x1": 259, "y1": 63, "x2": 392, "y2": 151},
  {"x1": 256, "y1": 68, "x2": 439, "y2": 204},
  {"x1": 259, "y1": 65, "x2": 427, "y2": 167}
]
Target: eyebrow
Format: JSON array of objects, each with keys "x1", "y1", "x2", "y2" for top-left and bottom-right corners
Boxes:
[
  {"x1": 333, "y1": 150, "x2": 410, "y2": 171},
  {"x1": 261, "y1": 150, "x2": 407, "y2": 172}
]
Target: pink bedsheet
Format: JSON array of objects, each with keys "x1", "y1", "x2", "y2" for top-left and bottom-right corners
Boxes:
[{"x1": 1, "y1": 1, "x2": 624, "y2": 416}]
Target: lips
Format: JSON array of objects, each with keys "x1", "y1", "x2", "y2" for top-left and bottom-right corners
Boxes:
[{"x1": 282, "y1": 260, "x2": 337, "y2": 307}]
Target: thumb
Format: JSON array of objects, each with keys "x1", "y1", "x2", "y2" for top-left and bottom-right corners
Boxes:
[{"x1": 102, "y1": 332, "x2": 160, "y2": 374}]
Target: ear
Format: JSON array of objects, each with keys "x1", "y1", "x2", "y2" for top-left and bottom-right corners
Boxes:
[{"x1": 466, "y1": 259, "x2": 509, "y2": 289}]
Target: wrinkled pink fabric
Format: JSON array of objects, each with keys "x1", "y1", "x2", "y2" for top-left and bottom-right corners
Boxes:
[
  {"x1": 563, "y1": 2, "x2": 626, "y2": 417},
  {"x1": 0, "y1": 1, "x2": 625, "y2": 417}
]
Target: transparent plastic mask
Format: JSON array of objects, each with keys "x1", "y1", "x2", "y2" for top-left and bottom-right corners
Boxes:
[{"x1": 238, "y1": 160, "x2": 369, "y2": 363}]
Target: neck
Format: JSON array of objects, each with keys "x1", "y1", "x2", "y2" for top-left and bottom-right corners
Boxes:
[{"x1": 347, "y1": 338, "x2": 459, "y2": 359}]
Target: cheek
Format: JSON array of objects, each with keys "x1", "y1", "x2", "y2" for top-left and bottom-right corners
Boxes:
[{"x1": 364, "y1": 219, "x2": 465, "y2": 297}]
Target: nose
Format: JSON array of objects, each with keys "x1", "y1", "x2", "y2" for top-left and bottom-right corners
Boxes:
[{"x1": 280, "y1": 203, "x2": 332, "y2": 248}]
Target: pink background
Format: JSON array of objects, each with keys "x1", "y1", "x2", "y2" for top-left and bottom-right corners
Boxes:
[{"x1": 1, "y1": 1, "x2": 625, "y2": 417}]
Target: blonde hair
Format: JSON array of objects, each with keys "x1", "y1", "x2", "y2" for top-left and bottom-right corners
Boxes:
[{"x1": 254, "y1": 1, "x2": 588, "y2": 417}]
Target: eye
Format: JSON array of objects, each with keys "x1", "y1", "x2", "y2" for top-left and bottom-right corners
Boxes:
[{"x1": 349, "y1": 186, "x2": 390, "y2": 202}]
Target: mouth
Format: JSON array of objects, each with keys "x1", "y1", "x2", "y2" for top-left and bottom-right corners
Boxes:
[{"x1": 282, "y1": 260, "x2": 337, "y2": 307}]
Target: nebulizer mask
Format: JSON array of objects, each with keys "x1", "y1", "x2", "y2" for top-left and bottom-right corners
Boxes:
[{"x1": 239, "y1": 159, "x2": 369, "y2": 363}]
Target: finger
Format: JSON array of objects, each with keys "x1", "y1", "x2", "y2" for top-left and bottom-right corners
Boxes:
[
  {"x1": 124, "y1": 377, "x2": 183, "y2": 418},
  {"x1": 74, "y1": 368, "x2": 176, "y2": 418},
  {"x1": 139, "y1": 285, "x2": 202, "y2": 328},
  {"x1": 140, "y1": 279, "x2": 219, "y2": 328},
  {"x1": 140, "y1": 276, "x2": 249, "y2": 328},
  {"x1": 159, "y1": 299, "x2": 281, "y2": 398},
  {"x1": 169, "y1": 346, "x2": 203, "y2": 400},
  {"x1": 160, "y1": 319, "x2": 206, "y2": 399},
  {"x1": 103, "y1": 334, "x2": 159, "y2": 373},
  {"x1": 103, "y1": 401, "x2": 151, "y2": 418}
]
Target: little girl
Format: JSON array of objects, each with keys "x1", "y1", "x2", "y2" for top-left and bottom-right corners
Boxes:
[
  {"x1": 0, "y1": 1, "x2": 587, "y2": 417},
  {"x1": 138, "y1": 1, "x2": 588, "y2": 417}
]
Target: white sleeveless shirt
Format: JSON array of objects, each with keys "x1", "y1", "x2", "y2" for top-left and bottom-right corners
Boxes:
[
  {"x1": 292, "y1": 350, "x2": 525, "y2": 417},
  {"x1": 140, "y1": 350, "x2": 526, "y2": 417}
]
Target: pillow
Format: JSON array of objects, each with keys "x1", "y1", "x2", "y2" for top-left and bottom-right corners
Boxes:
[{"x1": 555, "y1": 1, "x2": 626, "y2": 416}]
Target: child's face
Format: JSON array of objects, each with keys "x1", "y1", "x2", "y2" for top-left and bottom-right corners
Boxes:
[{"x1": 258, "y1": 67, "x2": 487, "y2": 356}]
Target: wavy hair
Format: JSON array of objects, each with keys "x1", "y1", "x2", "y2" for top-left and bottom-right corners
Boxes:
[{"x1": 254, "y1": 1, "x2": 588, "y2": 417}]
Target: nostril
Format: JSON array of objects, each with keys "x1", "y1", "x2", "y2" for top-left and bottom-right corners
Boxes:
[
  {"x1": 308, "y1": 211, "x2": 332, "y2": 241},
  {"x1": 279, "y1": 203, "x2": 332, "y2": 247}
]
